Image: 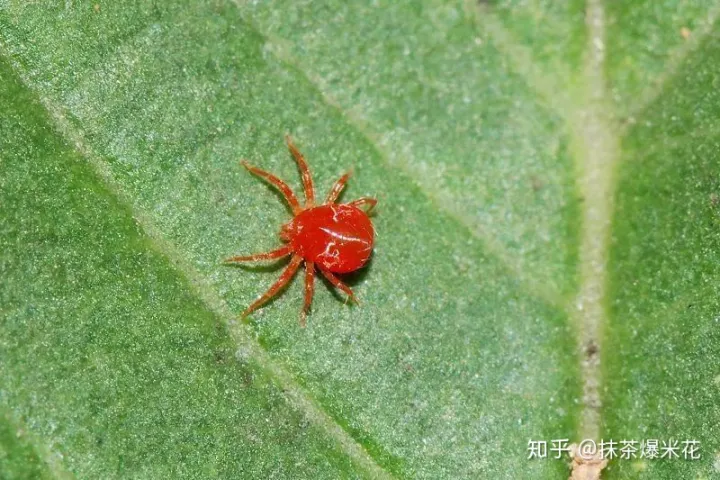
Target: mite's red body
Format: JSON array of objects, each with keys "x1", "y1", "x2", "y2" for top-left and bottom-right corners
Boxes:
[
  {"x1": 283, "y1": 204, "x2": 374, "y2": 273},
  {"x1": 225, "y1": 136, "x2": 376, "y2": 325}
]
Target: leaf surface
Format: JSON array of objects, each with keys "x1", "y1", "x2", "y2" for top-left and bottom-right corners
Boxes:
[{"x1": 0, "y1": 1, "x2": 718, "y2": 478}]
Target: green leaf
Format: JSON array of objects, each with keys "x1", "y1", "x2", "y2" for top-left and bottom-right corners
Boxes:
[{"x1": 0, "y1": 1, "x2": 718, "y2": 479}]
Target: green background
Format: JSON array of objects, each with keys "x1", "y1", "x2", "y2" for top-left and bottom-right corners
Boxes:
[{"x1": 1, "y1": 1, "x2": 719, "y2": 478}]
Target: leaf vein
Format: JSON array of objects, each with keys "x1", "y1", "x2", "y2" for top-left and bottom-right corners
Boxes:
[
  {"x1": 0, "y1": 41, "x2": 396, "y2": 480},
  {"x1": 232, "y1": 8, "x2": 568, "y2": 312},
  {"x1": 623, "y1": 1, "x2": 720, "y2": 128}
]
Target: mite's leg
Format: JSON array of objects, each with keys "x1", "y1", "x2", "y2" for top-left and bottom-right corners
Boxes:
[
  {"x1": 241, "y1": 254, "x2": 303, "y2": 318},
  {"x1": 319, "y1": 268, "x2": 358, "y2": 305},
  {"x1": 241, "y1": 161, "x2": 301, "y2": 214},
  {"x1": 285, "y1": 135, "x2": 315, "y2": 207},
  {"x1": 223, "y1": 244, "x2": 292, "y2": 264},
  {"x1": 301, "y1": 261, "x2": 315, "y2": 327},
  {"x1": 348, "y1": 197, "x2": 377, "y2": 214},
  {"x1": 325, "y1": 172, "x2": 351, "y2": 204}
]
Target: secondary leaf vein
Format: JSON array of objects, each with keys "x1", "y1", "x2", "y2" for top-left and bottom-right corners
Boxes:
[
  {"x1": 232, "y1": 9, "x2": 568, "y2": 312},
  {"x1": 624, "y1": 1, "x2": 720, "y2": 128},
  {"x1": 0, "y1": 43, "x2": 395, "y2": 480}
]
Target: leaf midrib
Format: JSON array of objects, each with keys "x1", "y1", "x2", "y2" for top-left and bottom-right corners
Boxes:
[
  {"x1": 473, "y1": 0, "x2": 720, "y2": 448},
  {"x1": 568, "y1": 0, "x2": 617, "y2": 443}
]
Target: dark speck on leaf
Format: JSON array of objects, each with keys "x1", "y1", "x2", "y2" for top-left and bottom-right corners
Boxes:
[
  {"x1": 584, "y1": 341, "x2": 599, "y2": 359},
  {"x1": 531, "y1": 175, "x2": 544, "y2": 191},
  {"x1": 242, "y1": 370, "x2": 254, "y2": 387}
]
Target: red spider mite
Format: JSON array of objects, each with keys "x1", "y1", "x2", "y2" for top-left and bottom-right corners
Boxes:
[{"x1": 224, "y1": 135, "x2": 377, "y2": 326}]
